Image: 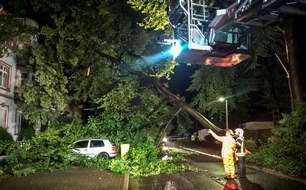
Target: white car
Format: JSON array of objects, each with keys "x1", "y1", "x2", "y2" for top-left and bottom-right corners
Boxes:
[{"x1": 71, "y1": 139, "x2": 117, "y2": 159}]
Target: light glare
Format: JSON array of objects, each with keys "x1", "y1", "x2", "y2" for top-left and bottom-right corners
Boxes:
[{"x1": 170, "y1": 43, "x2": 182, "y2": 59}]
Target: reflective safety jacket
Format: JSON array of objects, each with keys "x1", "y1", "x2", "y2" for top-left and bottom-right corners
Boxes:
[
  {"x1": 235, "y1": 136, "x2": 245, "y2": 157},
  {"x1": 220, "y1": 136, "x2": 236, "y2": 158}
]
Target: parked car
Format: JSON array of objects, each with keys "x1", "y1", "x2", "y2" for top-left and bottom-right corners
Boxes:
[
  {"x1": 191, "y1": 129, "x2": 225, "y2": 144},
  {"x1": 71, "y1": 139, "x2": 116, "y2": 159},
  {"x1": 162, "y1": 135, "x2": 189, "y2": 142}
]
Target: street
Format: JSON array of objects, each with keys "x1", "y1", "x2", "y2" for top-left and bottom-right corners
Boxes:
[
  {"x1": 133, "y1": 140, "x2": 306, "y2": 190},
  {"x1": 1, "y1": 140, "x2": 306, "y2": 190}
]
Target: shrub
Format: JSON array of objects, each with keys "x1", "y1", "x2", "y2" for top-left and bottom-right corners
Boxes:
[
  {"x1": 247, "y1": 102, "x2": 306, "y2": 177},
  {"x1": 245, "y1": 139, "x2": 257, "y2": 153},
  {"x1": 71, "y1": 141, "x2": 196, "y2": 177},
  {"x1": 0, "y1": 127, "x2": 13, "y2": 142},
  {"x1": 0, "y1": 118, "x2": 85, "y2": 177},
  {"x1": 18, "y1": 122, "x2": 35, "y2": 140}
]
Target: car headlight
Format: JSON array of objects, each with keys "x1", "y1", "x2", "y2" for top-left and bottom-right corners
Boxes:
[{"x1": 162, "y1": 137, "x2": 168, "y2": 142}]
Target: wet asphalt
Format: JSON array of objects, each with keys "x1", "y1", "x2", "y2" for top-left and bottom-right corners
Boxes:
[
  {"x1": 137, "y1": 141, "x2": 306, "y2": 190},
  {"x1": 0, "y1": 141, "x2": 306, "y2": 190}
]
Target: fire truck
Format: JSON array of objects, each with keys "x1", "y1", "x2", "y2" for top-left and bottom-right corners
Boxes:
[{"x1": 167, "y1": 0, "x2": 306, "y2": 67}]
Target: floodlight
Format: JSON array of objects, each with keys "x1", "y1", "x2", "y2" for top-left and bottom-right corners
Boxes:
[{"x1": 169, "y1": 42, "x2": 182, "y2": 59}]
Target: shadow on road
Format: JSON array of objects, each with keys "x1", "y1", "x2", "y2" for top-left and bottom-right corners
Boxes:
[
  {"x1": 238, "y1": 177, "x2": 264, "y2": 190},
  {"x1": 223, "y1": 178, "x2": 264, "y2": 190}
]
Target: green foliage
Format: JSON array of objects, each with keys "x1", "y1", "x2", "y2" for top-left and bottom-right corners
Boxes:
[
  {"x1": 1, "y1": 121, "x2": 195, "y2": 178},
  {"x1": 250, "y1": 26, "x2": 292, "y2": 115},
  {"x1": 244, "y1": 139, "x2": 257, "y2": 152},
  {"x1": 247, "y1": 102, "x2": 306, "y2": 177},
  {"x1": 73, "y1": 141, "x2": 195, "y2": 177},
  {"x1": 0, "y1": 118, "x2": 85, "y2": 177},
  {"x1": 0, "y1": 12, "x2": 39, "y2": 57},
  {"x1": 1, "y1": 113, "x2": 192, "y2": 178},
  {"x1": 84, "y1": 74, "x2": 174, "y2": 146},
  {"x1": 0, "y1": 127, "x2": 13, "y2": 143},
  {"x1": 2, "y1": 0, "x2": 182, "y2": 136},
  {"x1": 3, "y1": 0, "x2": 159, "y2": 125},
  {"x1": 18, "y1": 121, "x2": 35, "y2": 141},
  {"x1": 19, "y1": 80, "x2": 62, "y2": 126},
  {"x1": 188, "y1": 66, "x2": 237, "y2": 118},
  {"x1": 126, "y1": 0, "x2": 232, "y2": 31},
  {"x1": 127, "y1": 0, "x2": 169, "y2": 30},
  {"x1": 252, "y1": 27, "x2": 284, "y2": 58},
  {"x1": 176, "y1": 111, "x2": 194, "y2": 136}
]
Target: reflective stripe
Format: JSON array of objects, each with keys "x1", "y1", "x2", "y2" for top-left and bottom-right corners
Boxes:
[
  {"x1": 236, "y1": 152, "x2": 245, "y2": 156},
  {"x1": 235, "y1": 136, "x2": 245, "y2": 156}
]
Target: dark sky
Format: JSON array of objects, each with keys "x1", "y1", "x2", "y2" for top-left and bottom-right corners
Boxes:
[{"x1": 169, "y1": 63, "x2": 197, "y2": 102}]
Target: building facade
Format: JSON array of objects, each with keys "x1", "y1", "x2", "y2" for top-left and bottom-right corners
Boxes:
[
  {"x1": 0, "y1": 53, "x2": 23, "y2": 140},
  {"x1": 0, "y1": 5, "x2": 38, "y2": 140}
]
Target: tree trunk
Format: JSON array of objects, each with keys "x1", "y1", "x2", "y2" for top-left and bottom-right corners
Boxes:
[
  {"x1": 134, "y1": 69, "x2": 223, "y2": 131},
  {"x1": 284, "y1": 17, "x2": 305, "y2": 110},
  {"x1": 102, "y1": 52, "x2": 223, "y2": 131}
]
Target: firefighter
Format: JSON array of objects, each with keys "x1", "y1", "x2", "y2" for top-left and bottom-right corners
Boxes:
[
  {"x1": 234, "y1": 128, "x2": 246, "y2": 178},
  {"x1": 208, "y1": 129, "x2": 236, "y2": 179}
]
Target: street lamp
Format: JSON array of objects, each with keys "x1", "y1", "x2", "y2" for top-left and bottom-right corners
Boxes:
[{"x1": 219, "y1": 97, "x2": 228, "y2": 129}]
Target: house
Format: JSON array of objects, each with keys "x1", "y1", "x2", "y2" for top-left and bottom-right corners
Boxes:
[
  {"x1": 237, "y1": 110, "x2": 275, "y2": 142},
  {"x1": 0, "y1": 5, "x2": 38, "y2": 140},
  {"x1": 0, "y1": 54, "x2": 23, "y2": 140},
  {"x1": 241, "y1": 120, "x2": 274, "y2": 143},
  {"x1": 242, "y1": 121, "x2": 274, "y2": 130}
]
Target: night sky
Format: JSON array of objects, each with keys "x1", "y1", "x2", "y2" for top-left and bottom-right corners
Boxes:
[{"x1": 169, "y1": 63, "x2": 197, "y2": 101}]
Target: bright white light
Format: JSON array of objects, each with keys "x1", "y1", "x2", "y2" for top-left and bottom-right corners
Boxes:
[
  {"x1": 170, "y1": 42, "x2": 182, "y2": 59},
  {"x1": 219, "y1": 97, "x2": 225, "y2": 102},
  {"x1": 162, "y1": 137, "x2": 168, "y2": 142}
]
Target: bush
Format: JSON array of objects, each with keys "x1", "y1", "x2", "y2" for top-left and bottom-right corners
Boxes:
[
  {"x1": 71, "y1": 141, "x2": 196, "y2": 177},
  {"x1": 0, "y1": 119, "x2": 85, "y2": 177},
  {"x1": 247, "y1": 102, "x2": 306, "y2": 177},
  {"x1": 18, "y1": 122, "x2": 35, "y2": 140},
  {"x1": 0, "y1": 117, "x2": 195, "y2": 178},
  {"x1": 245, "y1": 139, "x2": 257, "y2": 152},
  {"x1": 0, "y1": 127, "x2": 13, "y2": 142}
]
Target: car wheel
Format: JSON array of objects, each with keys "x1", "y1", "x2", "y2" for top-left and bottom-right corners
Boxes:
[{"x1": 97, "y1": 152, "x2": 109, "y2": 159}]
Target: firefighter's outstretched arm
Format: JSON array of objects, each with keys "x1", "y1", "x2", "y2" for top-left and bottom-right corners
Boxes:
[{"x1": 208, "y1": 129, "x2": 222, "y2": 142}]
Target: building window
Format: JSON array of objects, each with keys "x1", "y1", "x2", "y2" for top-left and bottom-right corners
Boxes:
[
  {"x1": 0, "y1": 107, "x2": 8, "y2": 128},
  {"x1": 15, "y1": 110, "x2": 22, "y2": 135},
  {"x1": 0, "y1": 61, "x2": 11, "y2": 90}
]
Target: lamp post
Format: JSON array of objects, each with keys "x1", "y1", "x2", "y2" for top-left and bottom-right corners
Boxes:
[{"x1": 219, "y1": 97, "x2": 228, "y2": 129}]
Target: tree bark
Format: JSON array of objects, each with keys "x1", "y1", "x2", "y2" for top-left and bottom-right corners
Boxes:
[
  {"x1": 284, "y1": 17, "x2": 305, "y2": 110},
  {"x1": 132, "y1": 69, "x2": 223, "y2": 132},
  {"x1": 100, "y1": 51, "x2": 223, "y2": 131}
]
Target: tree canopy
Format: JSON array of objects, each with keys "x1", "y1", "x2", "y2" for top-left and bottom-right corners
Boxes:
[
  {"x1": 0, "y1": 0, "x2": 305, "y2": 137},
  {"x1": 1, "y1": 0, "x2": 196, "y2": 141}
]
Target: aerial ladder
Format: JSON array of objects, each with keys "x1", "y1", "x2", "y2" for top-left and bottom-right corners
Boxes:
[{"x1": 167, "y1": 0, "x2": 306, "y2": 67}]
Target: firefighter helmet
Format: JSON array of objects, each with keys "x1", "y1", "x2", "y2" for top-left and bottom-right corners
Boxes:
[
  {"x1": 225, "y1": 129, "x2": 234, "y2": 136},
  {"x1": 234, "y1": 128, "x2": 244, "y2": 136}
]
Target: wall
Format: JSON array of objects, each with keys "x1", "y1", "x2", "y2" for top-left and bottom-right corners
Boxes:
[
  {"x1": 244, "y1": 129, "x2": 273, "y2": 143},
  {"x1": 242, "y1": 121, "x2": 274, "y2": 130},
  {"x1": 0, "y1": 53, "x2": 21, "y2": 141}
]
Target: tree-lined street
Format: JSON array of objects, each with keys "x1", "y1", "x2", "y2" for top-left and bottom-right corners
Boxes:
[
  {"x1": 0, "y1": 0, "x2": 306, "y2": 187},
  {"x1": 1, "y1": 140, "x2": 306, "y2": 190}
]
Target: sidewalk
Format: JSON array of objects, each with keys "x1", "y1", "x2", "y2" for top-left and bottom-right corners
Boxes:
[
  {"x1": 179, "y1": 145, "x2": 306, "y2": 185},
  {"x1": 0, "y1": 167, "x2": 129, "y2": 190},
  {"x1": 246, "y1": 164, "x2": 306, "y2": 185},
  {"x1": 1, "y1": 147, "x2": 306, "y2": 190}
]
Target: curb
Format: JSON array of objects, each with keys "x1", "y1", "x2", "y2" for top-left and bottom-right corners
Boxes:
[
  {"x1": 123, "y1": 173, "x2": 129, "y2": 190},
  {"x1": 246, "y1": 164, "x2": 306, "y2": 185},
  {"x1": 178, "y1": 146, "x2": 306, "y2": 185}
]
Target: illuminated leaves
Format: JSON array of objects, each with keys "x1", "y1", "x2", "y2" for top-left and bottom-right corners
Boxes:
[{"x1": 127, "y1": 0, "x2": 169, "y2": 30}]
